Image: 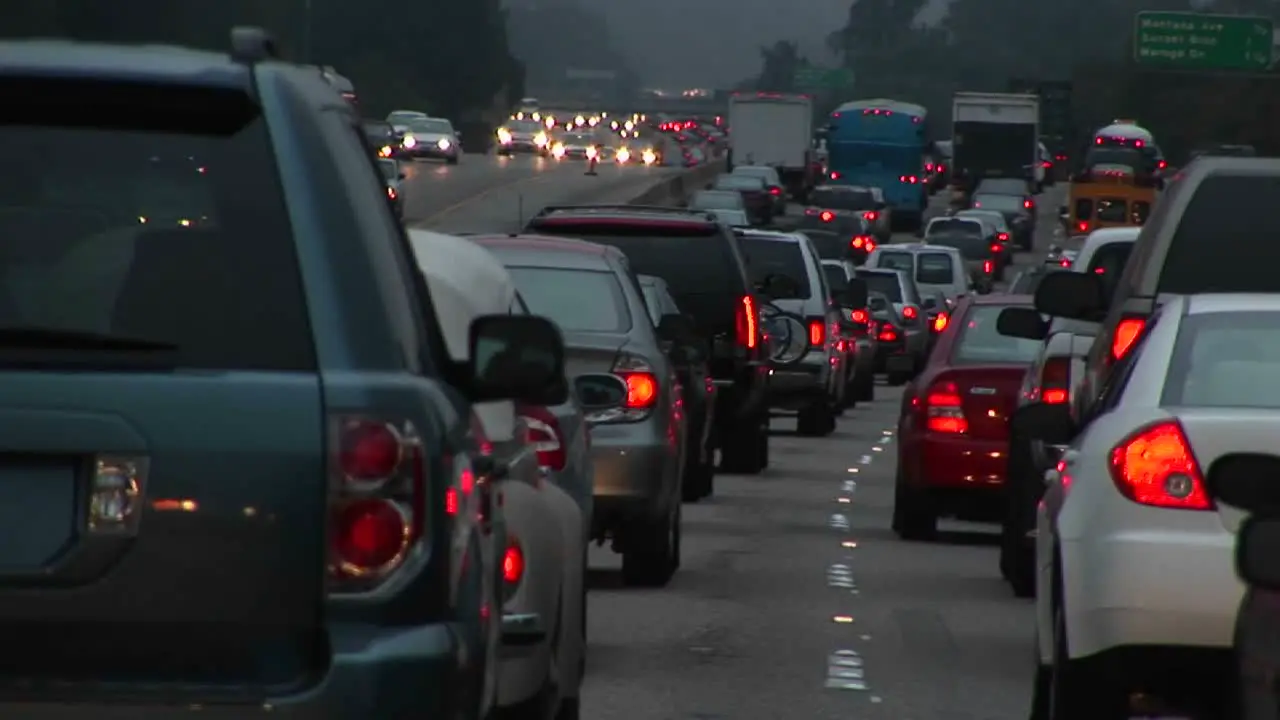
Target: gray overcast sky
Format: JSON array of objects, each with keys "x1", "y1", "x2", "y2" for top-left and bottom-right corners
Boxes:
[{"x1": 597, "y1": 0, "x2": 953, "y2": 88}]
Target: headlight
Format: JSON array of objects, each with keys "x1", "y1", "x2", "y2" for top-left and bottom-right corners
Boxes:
[
  {"x1": 616, "y1": 148, "x2": 630, "y2": 163},
  {"x1": 379, "y1": 145, "x2": 392, "y2": 157},
  {"x1": 552, "y1": 143, "x2": 565, "y2": 158},
  {"x1": 585, "y1": 146, "x2": 598, "y2": 159},
  {"x1": 437, "y1": 138, "x2": 451, "y2": 150},
  {"x1": 496, "y1": 128, "x2": 512, "y2": 144},
  {"x1": 642, "y1": 149, "x2": 656, "y2": 165},
  {"x1": 534, "y1": 132, "x2": 547, "y2": 147},
  {"x1": 403, "y1": 134, "x2": 416, "y2": 148}
]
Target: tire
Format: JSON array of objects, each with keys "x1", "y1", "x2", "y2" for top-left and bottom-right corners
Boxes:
[
  {"x1": 621, "y1": 503, "x2": 680, "y2": 587},
  {"x1": 891, "y1": 465, "x2": 936, "y2": 540},
  {"x1": 1047, "y1": 603, "x2": 1130, "y2": 718},
  {"x1": 720, "y1": 409, "x2": 767, "y2": 474},
  {"x1": 796, "y1": 399, "x2": 836, "y2": 437},
  {"x1": 555, "y1": 698, "x2": 580, "y2": 720},
  {"x1": 682, "y1": 454, "x2": 715, "y2": 502},
  {"x1": 1002, "y1": 432, "x2": 1037, "y2": 597}
]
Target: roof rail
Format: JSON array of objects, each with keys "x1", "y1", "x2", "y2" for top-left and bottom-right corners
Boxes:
[
  {"x1": 533, "y1": 204, "x2": 716, "y2": 219},
  {"x1": 230, "y1": 27, "x2": 279, "y2": 64}
]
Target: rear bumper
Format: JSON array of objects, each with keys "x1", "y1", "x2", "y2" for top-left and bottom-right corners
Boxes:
[
  {"x1": 587, "y1": 421, "x2": 677, "y2": 534},
  {"x1": 916, "y1": 435, "x2": 1008, "y2": 490},
  {"x1": 767, "y1": 356, "x2": 831, "y2": 408},
  {"x1": 0, "y1": 623, "x2": 467, "y2": 718}
]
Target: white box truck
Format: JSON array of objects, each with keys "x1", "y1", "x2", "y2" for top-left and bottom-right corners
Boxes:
[
  {"x1": 951, "y1": 92, "x2": 1040, "y2": 190},
  {"x1": 727, "y1": 93, "x2": 816, "y2": 201}
]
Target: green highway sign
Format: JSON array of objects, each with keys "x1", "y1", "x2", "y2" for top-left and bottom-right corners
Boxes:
[
  {"x1": 1133, "y1": 12, "x2": 1273, "y2": 71},
  {"x1": 793, "y1": 65, "x2": 854, "y2": 91}
]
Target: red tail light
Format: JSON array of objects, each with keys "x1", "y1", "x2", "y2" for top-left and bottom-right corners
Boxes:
[
  {"x1": 769, "y1": 186, "x2": 781, "y2": 196},
  {"x1": 808, "y1": 319, "x2": 825, "y2": 346},
  {"x1": 1111, "y1": 316, "x2": 1146, "y2": 361},
  {"x1": 1059, "y1": 258, "x2": 1071, "y2": 268},
  {"x1": 931, "y1": 312, "x2": 948, "y2": 332},
  {"x1": 997, "y1": 232, "x2": 1009, "y2": 242},
  {"x1": 851, "y1": 236, "x2": 868, "y2": 249},
  {"x1": 1040, "y1": 356, "x2": 1070, "y2": 404},
  {"x1": 865, "y1": 239, "x2": 877, "y2": 252},
  {"x1": 878, "y1": 324, "x2": 898, "y2": 342},
  {"x1": 990, "y1": 243, "x2": 1003, "y2": 253},
  {"x1": 621, "y1": 373, "x2": 658, "y2": 407},
  {"x1": 386, "y1": 186, "x2": 397, "y2": 200},
  {"x1": 938, "y1": 164, "x2": 946, "y2": 172},
  {"x1": 1077, "y1": 221, "x2": 1088, "y2": 232},
  {"x1": 1108, "y1": 420, "x2": 1210, "y2": 510},
  {"x1": 820, "y1": 210, "x2": 835, "y2": 222},
  {"x1": 864, "y1": 211, "x2": 878, "y2": 221},
  {"x1": 851, "y1": 309, "x2": 868, "y2": 324},
  {"x1": 902, "y1": 305, "x2": 917, "y2": 320},
  {"x1": 925, "y1": 163, "x2": 934, "y2": 171},
  {"x1": 899, "y1": 175, "x2": 919, "y2": 183},
  {"x1": 830, "y1": 171, "x2": 841, "y2": 179},
  {"x1": 1023, "y1": 199, "x2": 1034, "y2": 209},
  {"x1": 1158, "y1": 160, "x2": 1168, "y2": 170},
  {"x1": 924, "y1": 381, "x2": 967, "y2": 433},
  {"x1": 736, "y1": 294, "x2": 759, "y2": 348},
  {"x1": 983, "y1": 260, "x2": 993, "y2": 274},
  {"x1": 329, "y1": 416, "x2": 425, "y2": 590},
  {"x1": 520, "y1": 406, "x2": 566, "y2": 471},
  {"x1": 502, "y1": 537, "x2": 525, "y2": 598}
]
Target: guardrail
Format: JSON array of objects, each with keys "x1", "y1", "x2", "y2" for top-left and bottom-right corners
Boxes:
[{"x1": 627, "y1": 159, "x2": 726, "y2": 206}]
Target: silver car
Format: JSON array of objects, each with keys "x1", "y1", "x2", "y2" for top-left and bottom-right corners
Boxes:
[
  {"x1": 820, "y1": 258, "x2": 876, "y2": 404},
  {"x1": 474, "y1": 235, "x2": 686, "y2": 588},
  {"x1": 403, "y1": 116, "x2": 460, "y2": 164},
  {"x1": 857, "y1": 267, "x2": 930, "y2": 383},
  {"x1": 865, "y1": 243, "x2": 970, "y2": 304},
  {"x1": 738, "y1": 229, "x2": 845, "y2": 436}
]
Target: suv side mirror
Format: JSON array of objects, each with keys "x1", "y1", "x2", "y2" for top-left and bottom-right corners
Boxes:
[
  {"x1": 1010, "y1": 401, "x2": 1074, "y2": 446},
  {"x1": 467, "y1": 315, "x2": 568, "y2": 405},
  {"x1": 1034, "y1": 271, "x2": 1106, "y2": 321},
  {"x1": 997, "y1": 306, "x2": 1048, "y2": 340},
  {"x1": 1206, "y1": 454, "x2": 1280, "y2": 513},
  {"x1": 572, "y1": 373, "x2": 628, "y2": 411}
]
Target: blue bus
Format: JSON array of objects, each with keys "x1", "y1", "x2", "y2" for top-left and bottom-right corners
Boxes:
[{"x1": 826, "y1": 99, "x2": 930, "y2": 231}]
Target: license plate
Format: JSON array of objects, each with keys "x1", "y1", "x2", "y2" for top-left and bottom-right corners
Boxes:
[{"x1": 0, "y1": 458, "x2": 77, "y2": 569}]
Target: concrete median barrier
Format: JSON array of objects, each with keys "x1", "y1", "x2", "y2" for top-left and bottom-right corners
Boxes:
[{"x1": 626, "y1": 160, "x2": 726, "y2": 206}]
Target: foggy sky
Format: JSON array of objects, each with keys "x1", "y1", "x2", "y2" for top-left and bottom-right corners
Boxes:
[{"x1": 596, "y1": 0, "x2": 953, "y2": 88}]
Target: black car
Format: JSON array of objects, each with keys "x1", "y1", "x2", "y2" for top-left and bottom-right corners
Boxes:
[
  {"x1": 796, "y1": 210, "x2": 875, "y2": 263},
  {"x1": 526, "y1": 205, "x2": 772, "y2": 474},
  {"x1": 362, "y1": 118, "x2": 400, "y2": 158},
  {"x1": 971, "y1": 191, "x2": 1036, "y2": 251},
  {"x1": 0, "y1": 27, "x2": 566, "y2": 718}
]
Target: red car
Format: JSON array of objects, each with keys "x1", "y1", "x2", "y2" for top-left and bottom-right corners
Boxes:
[{"x1": 892, "y1": 294, "x2": 1043, "y2": 540}]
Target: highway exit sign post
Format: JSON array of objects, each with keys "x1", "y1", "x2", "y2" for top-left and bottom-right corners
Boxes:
[
  {"x1": 794, "y1": 65, "x2": 854, "y2": 91},
  {"x1": 1133, "y1": 12, "x2": 1273, "y2": 71}
]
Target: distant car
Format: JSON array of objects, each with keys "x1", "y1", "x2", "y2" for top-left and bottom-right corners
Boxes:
[
  {"x1": 378, "y1": 157, "x2": 405, "y2": 219},
  {"x1": 688, "y1": 189, "x2": 747, "y2": 214},
  {"x1": 496, "y1": 117, "x2": 550, "y2": 156},
  {"x1": 711, "y1": 173, "x2": 773, "y2": 225},
  {"x1": 403, "y1": 116, "x2": 461, "y2": 164},
  {"x1": 858, "y1": 268, "x2": 930, "y2": 384},
  {"x1": 820, "y1": 258, "x2": 876, "y2": 403},
  {"x1": 971, "y1": 190, "x2": 1036, "y2": 250},
  {"x1": 796, "y1": 209, "x2": 876, "y2": 263},
  {"x1": 865, "y1": 243, "x2": 970, "y2": 305},
  {"x1": 363, "y1": 118, "x2": 400, "y2": 158},
  {"x1": 807, "y1": 185, "x2": 891, "y2": 242},
  {"x1": 731, "y1": 165, "x2": 786, "y2": 215}
]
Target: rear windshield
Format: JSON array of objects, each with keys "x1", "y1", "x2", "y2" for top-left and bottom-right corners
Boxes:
[
  {"x1": 972, "y1": 194, "x2": 1024, "y2": 212},
  {"x1": 535, "y1": 225, "x2": 742, "y2": 295},
  {"x1": 1163, "y1": 311, "x2": 1280, "y2": 408},
  {"x1": 928, "y1": 234, "x2": 990, "y2": 260},
  {"x1": 1095, "y1": 198, "x2": 1128, "y2": 223},
  {"x1": 800, "y1": 231, "x2": 848, "y2": 259},
  {"x1": 822, "y1": 265, "x2": 847, "y2": 290},
  {"x1": 709, "y1": 208, "x2": 750, "y2": 226},
  {"x1": 927, "y1": 218, "x2": 982, "y2": 236},
  {"x1": 690, "y1": 191, "x2": 743, "y2": 210},
  {"x1": 916, "y1": 253, "x2": 955, "y2": 284},
  {"x1": 714, "y1": 175, "x2": 764, "y2": 190},
  {"x1": 378, "y1": 159, "x2": 398, "y2": 181},
  {"x1": 508, "y1": 267, "x2": 630, "y2": 332},
  {"x1": 738, "y1": 237, "x2": 811, "y2": 299},
  {"x1": 0, "y1": 80, "x2": 313, "y2": 371},
  {"x1": 876, "y1": 251, "x2": 915, "y2": 273},
  {"x1": 976, "y1": 179, "x2": 1028, "y2": 195},
  {"x1": 861, "y1": 272, "x2": 902, "y2": 302},
  {"x1": 1159, "y1": 175, "x2": 1280, "y2": 294},
  {"x1": 952, "y1": 306, "x2": 1042, "y2": 364},
  {"x1": 810, "y1": 187, "x2": 875, "y2": 211}
]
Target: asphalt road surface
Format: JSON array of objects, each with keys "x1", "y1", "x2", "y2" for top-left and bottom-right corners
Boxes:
[
  {"x1": 400, "y1": 151, "x2": 687, "y2": 233},
  {"x1": 580, "y1": 184, "x2": 1071, "y2": 720}
]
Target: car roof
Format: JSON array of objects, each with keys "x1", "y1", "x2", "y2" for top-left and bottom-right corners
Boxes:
[
  {"x1": 1186, "y1": 293, "x2": 1280, "y2": 315},
  {"x1": 738, "y1": 229, "x2": 802, "y2": 243},
  {"x1": 970, "y1": 293, "x2": 1033, "y2": 307},
  {"x1": 468, "y1": 233, "x2": 623, "y2": 270},
  {"x1": 0, "y1": 38, "x2": 252, "y2": 88},
  {"x1": 530, "y1": 207, "x2": 720, "y2": 229}
]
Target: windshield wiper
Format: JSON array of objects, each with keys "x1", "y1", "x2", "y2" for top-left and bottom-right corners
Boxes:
[{"x1": 0, "y1": 327, "x2": 178, "y2": 352}]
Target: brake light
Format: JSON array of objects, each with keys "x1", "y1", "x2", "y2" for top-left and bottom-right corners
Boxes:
[
  {"x1": 931, "y1": 312, "x2": 948, "y2": 332},
  {"x1": 878, "y1": 324, "x2": 898, "y2": 342},
  {"x1": 851, "y1": 236, "x2": 867, "y2": 249},
  {"x1": 1108, "y1": 420, "x2": 1210, "y2": 510},
  {"x1": 329, "y1": 416, "x2": 425, "y2": 591},
  {"x1": 520, "y1": 406, "x2": 566, "y2": 471},
  {"x1": 997, "y1": 232, "x2": 1009, "y2": 242},
  {"x1": 770, "y1": 186, "x2": 781, "y2": 196},
  {"x1": 830, "y1": 171, "x2": 841, "y2": 179},
  {"x1": 990, "y1": 243, "x2": 1003, "y2": 253},
  {"x1": 1112, "y1": 316, "x2": 1146, "y2": 361},
  {"x1": 899, "y1": 175, "x2": 919, "y2": 183},
  {"x1": 983, "y1": 260, "x2": 993, "y2": 274},
  {"x1": 1042, "y1": 161, "x2": 1051, "y2": 168},
  {"x1": 622, "y1": 373, "x2": 658, "y2": 407},
  {"x1": 808, "y1": 319, "x2": 825, "y2": 346},
  {"x1": 1023, "y1": 199, "x2": 1034, "y2": 209},
  {"x1": 864, "y1": 211, "x2": 878, "y2": 221},
  {"x1": 851, "y1": 309, "x2": 868, "y2": 324},
  {"x1": 865, "y1": 239, "x2": 877, "y2": 251},
  {"x1": 925, "y1": 163, "x2": 934, "y2": 171},
  {"x1": 1040, "y1": 356, "x2": 1070, "y2": 404},
  {"x1": 502, "y1": 537, "x2": 525, "y2": 598},
  {"x1": 902, "y1": 306, "x2": 917, "y2": 320},
  {"x1": 820, "y1": 210, "x2": 834, "y2": 222},
  {"x1": 924, "y1": 381, "x2": 967, "y2": 433},
  {"x1": 1059, "y1": 258, "x2": 1071, "y2": 268},
  {"x1": 1077, "y1": 221, "x2": 1088, "y2": 232},
  {"x1": 1158, "y1": 160, "x2": 1167, "y2": 170},
  {"x1": 387, "y1": 186, "x2": 397, "y2": 200},
  {"x1": 736, "y1": 295, "x2": 759, "y2": 348}
]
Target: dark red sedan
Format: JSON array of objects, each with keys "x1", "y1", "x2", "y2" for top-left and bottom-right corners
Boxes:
[{"x1": 892, "y1": 294, "x2": 1042, "y2": 541}]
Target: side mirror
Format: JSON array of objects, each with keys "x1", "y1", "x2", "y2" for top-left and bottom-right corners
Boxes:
[
  {"x1": 997, "y1": 306, "x2": 1048, "y2": 340},
  {"x1": 756, "y1": 273, "x2": 801, "y2": 299},
  {"x1": 1206, "y1": 453, "x2": 1280, "y2": 513},
  {"x1": 572, "y1": 373, "x2": 628, "y2": 411},
  {"x1": 467, "y1": 315, "x2": 568, "y2": 405},
  {"x1": 1034, "y1": 271, "x2": 1106, "y2": 321},
  {"x1": 1237, "y1": 517, "x2": 1280, "y2": 590},
  {"x1": 1010, "y1": 401, "x2": 1075, "y2": 445}
]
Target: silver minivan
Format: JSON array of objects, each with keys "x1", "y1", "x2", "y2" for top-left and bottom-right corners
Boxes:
[
  {"x1": 737, "y1": 229, "x2": 845, "y2": 436},
  {"x1": 865, "y1": 243, "x2": 970, "y2": 304}
]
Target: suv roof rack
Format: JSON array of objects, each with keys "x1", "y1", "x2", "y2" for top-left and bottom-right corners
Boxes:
[{"x1": 533, "y1": 204, "x2": 715, "y2": 219}]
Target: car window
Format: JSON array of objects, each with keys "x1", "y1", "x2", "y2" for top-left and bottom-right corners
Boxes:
[
  {"x1": 926, "y1": 233, "x2": 990, "y2": 260},
  {"x1": 917, "y1": 253, "x2": 954, "y2": 285},
  {"x1": 800, "y1": 230, "x2": 850, "y2": 260},
  {"x1": 861, "y1": 272, "x2": 903, "y2": 302},
  {"x1": 1131, "y1": 201, "x2": 1151, "y2": 224},
  {"x1": 821, "y1": 265, "x2": 848, "y2": 290},
  {"x1": 1008, "y1": 269, "x2": 1044, "y2": 294},
  {"x1": 810, "y1": 187, "x2": 876, "y2": 211},
  {"x1": 976, "y1": 179, "x2": 1027, "y2": 195},
  {"x1": 1162, "y1": 311, "x2": 1280, "y2": 408},
  {"x1": 1086, "y1": 241, "x2": 1134, "y2": 304},
  {"x1": 508, "y1": 267, "x2": 631, "y2": 332},
  {"x1": 1074, "y1": 198, "x2": 1093, "y2": 219},
  {"x1": 738, "y1": 237, "x2": 811, "y2": 299},
  {"x1": 690, "y1": 191, "x2": 744, "y2": 210},
  {"x1": 972, "y1": 194, "x2": 1024, "y2": 212},
  {"x1": 640, "y1": 283, "x2": 663, "y2": 325},
  {"x1": 714, "y1": 175, "x2": 765, "y2": 190},
  {"x1": 876, "y1": 252, "x2": 915, "y2": 273},
  {"x1": 951, "y1": 306, "x2": 1042, "y2": 364},
  {"x1": 708, "y1": 208, "x2": 750, "y2": 226},
  {"x1": 553, "y1": 227, "x2": 742, "y2": 296},
  {"x1": 1159, "y1": 175, "x2": 1280, "y2": 294},
  {"x1": 410, "y1": 119, "x2": 453, "y2": 134},
  {"x1": 927, "y1": 218, "x2": 982, "y2": 236},
  {"x1": 0, "y1": 82, "x2": 317, "y2": 371},
  {"x1": 1095, "y1": 198, "x2": 1128, "y2": 223}
]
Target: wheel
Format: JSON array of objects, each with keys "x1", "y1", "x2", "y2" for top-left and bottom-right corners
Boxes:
[
  {"x1": 621, "y1": 503, "x2": 680, "y2": 587},
  {"x1": 682, "y1": 452, "x2": 715, "y2": 502},
  {"x1": 1046, "y1": 603, "x2": 1130, "y2": 718},
  {"x1": 720, "y1": 410, "x2": 767, "y2": 474},
  {"x1": 892, "y1": 465, "x2": 936, "y2": 540},
  {"x1": 796, "y1": 399, "x2": 836, "y2": 437},
  {"x1": 1002, "y1": 433, "x2": 1037, "y2": 597}
]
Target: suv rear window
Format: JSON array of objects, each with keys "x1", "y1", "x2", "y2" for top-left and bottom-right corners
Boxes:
[
  {"x1": 861, "y1": 272, "x2": 903, "y2": 302},
  {"x1": 810, "y1": 187, "x2": 874, "y2": 210},
  {"x1": 0, "y1": 79, "x2": 313, "y2": 371},
  {"x1": 508, "y1": 267, "x2": 630, "y2": 332},
  {"x1": 876, "y1": 252, "x2": 915, "y2": 273},
  {"x1": 739, "y1": 237, "x2": 811, "y2": 299},
  {"x1": 528, "y1": 222, "x2": 743, "y2": 296},
  {"x1": 1159, "y1": 175, "x2": 1280, "y2": 294},
  {"x1": 917, "y1": 253, "x2": 954, "y2": 284}
]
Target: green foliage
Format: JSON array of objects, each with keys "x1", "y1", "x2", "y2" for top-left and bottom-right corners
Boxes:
[{"x1": 0, "y1": 0, "x2": 523, "y2": 122}]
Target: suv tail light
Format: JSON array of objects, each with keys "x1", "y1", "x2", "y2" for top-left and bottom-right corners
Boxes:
[
  {"x1": 1023, "y1": 199, "x2": 1034, "y2": 209},
  {"x1": 736, "y1": 294, "x2": 759, "y2": 349},
  {"x1": 769, "y1": 186, "x2": 781, "y2": 196},
  {"x1": 1108, "y1": 420, "x2": 1211, "y2": 510},
  {"x1": 328, "y1": 416, "x2": 425, "y2": 591},
  {"x1": 997, "y1": 232, "x2": 1009, "y2": 242},
  {"x1": 851, "y1": 235, "x2": 875, "y2": 251},
  {"x1": 983, "y1": 259, "x2": 993, "y2": 274},
  {"x1": 924, "y1": 381, "x2": 967, "y2": 433},
  {"x1": 878, "y1": 323, "x2": 898, "y2": 342},
  {"x1": 1040, "y1": 356, "x2": 1070, "y2": 404},
  {"x1": 502, "y1": 537, "x2": 525, "y2": 599},
  {"x1": 864, "y1": 211, "x2": 878, "y2": 221},
  {"x1": 902, "y1": 305, "x2": 918, "y2": 321},
  {"x1": 819, "y1": 210, "x2": 835, "y2": 222},
  {"x1": 990, "y1": 243, "x2": 1003, "y2": 254},
  {"x1": 520, "y1": 406, "x2": 566, "y2": 471},
  {"x1": 607, "y1": 353, "x2": 660, "y2": 422},
  {"x1": 1111, "y1": 315, "x2": 1147, "y2": 362},
  {"x1": 851, "y1": 308, "x2": 868, "y2": 324},
  {"x1": 808, "y1": 318, "x2": 825, "y2": 346}
]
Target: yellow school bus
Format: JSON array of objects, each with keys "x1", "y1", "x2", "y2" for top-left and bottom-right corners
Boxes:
[{"x1": 1065, "y1": 166, "x2": 1157, "y2": 235}]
